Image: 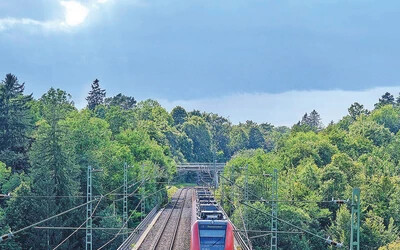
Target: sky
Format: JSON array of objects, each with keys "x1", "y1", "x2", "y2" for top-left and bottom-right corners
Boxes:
[{"x1": 1, "y1": 0, "x2": 400, "y2": 126}]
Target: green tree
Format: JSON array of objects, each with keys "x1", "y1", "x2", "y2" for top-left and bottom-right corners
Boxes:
[
  {"x1": 300, "y1": 110, "x2": 322, "y2": 131},
  {"x1": 375, "y1": 92, "x2": 395, "y2": 109},
  {"x1": 348, "y1": 102, "x2": 369, "y2": 120},
  {"x1": 182, "y1": 116, "x2": 213, "y2": 162},
  {"x1": 105, "y1": 93, "x2": 136, "y2": 110},
  {"x1": 349, "y1": 116, "x2": 392, "y2": 147},
  {"x1": 28, "y1": 88, "x2": 80, "y2": 248},
  {"x1": 86, "y1": 79, "x2": 106, "y2": 110},
  {"x1": 248, "y1": 126, "x2": 265, "y2": 149},
  {"x1": 171, "y1": 106, "x2": 187, "y2": 125},
  {"x1": 370, "y1": 105, "x2": 400, "y2": 134},
  {"x1": 229, "y1": 126, "x2": 248, "y2": 154},
  {"x1": 0, "y1": 74, "x2": 33, "y2": 172},
  {"x1": 328, "y1": 206, "x2": 351, "y2": 248},
  {"x1": 204, "y1": 113, "x2": 231, "y2": 161}
]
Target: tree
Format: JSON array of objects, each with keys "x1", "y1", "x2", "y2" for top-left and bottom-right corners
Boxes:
[
  {"x1": 349, "y1": 117, "x2": 392, "y2": 147},
  {"x1": 299, "y1": 110, "x2": 322, "y2": 131},
  {"x1": 396, "y1": 92, "x2": 400, "y2": 106},
  {"x1": 375, "y1": 92, "x2": 395, "y2": 108},
  {"x1": 310, "y1": 110, "x2": 321, "y2": 128},
  {"x1": 105, "y1": 93, "x2": 136, "y2": 110},
  {"x1": 204, "y1": 113, "x2": 231, "y2": 161},
  {"x1": 28, "y1": 88, "x2": 80, "y2": 248},
  {"x1": 248, "y1": 126, "x2": 265, "y2": 149},
  {"x1": 86, "y1": 79, "x2": 106, "y2": 110},
  {"x1": 171, "y1": 106, "x2": 187, "y2": 125},
  {"x1": 348, "y1": 102, "x2": 369, "y2": 119},
  {"x1": 370, "y1": 105, "x2": 400, "y2": 134},
  {"x1": 182, "y1": 116, "x2": 213, "y2": 162},
  {"x1": 0, "y1": 74, "x2": 33, "y2": 172}
]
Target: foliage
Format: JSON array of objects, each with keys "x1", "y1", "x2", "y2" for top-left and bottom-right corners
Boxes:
[
  {"x1": 86, "y1": 79, "x2": 106, "y2": 110},
  {"x1": 0, "y1": 74, "x2": 33, "y2": 172},
  {"x1": 105, "y1": 93, "x2": 136, "y2": 110},
  {"x1": 2, "y1": 75, "x2": 400, "y2": 249},
  {"x1": 171, "y1": 106, "x2": 187, "y2": 125}
]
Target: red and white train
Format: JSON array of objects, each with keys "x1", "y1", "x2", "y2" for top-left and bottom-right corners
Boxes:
[{"x1": 190, "y1": 188, "x2": 234, "y2": 250}]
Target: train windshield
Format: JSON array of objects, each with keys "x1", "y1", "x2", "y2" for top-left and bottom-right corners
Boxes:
[{"x1": 199, "y1": 223, "x2": 227, "y2": 250}]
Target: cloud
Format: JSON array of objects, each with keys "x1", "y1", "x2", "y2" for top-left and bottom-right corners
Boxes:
[
  {"x1": 0, "y1": 17, "x2": 59, "y2": 31},
  {"x1": 159, "y1": 87, "x2": 400, "y2": 126},
  {"x1": 0, "y1": 0, "x2": 107, "y2": 31}
]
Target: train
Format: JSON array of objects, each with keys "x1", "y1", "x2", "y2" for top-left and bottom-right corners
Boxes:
[{"x1": 190, "y1": 187, "x2": 234, "y2": 250}]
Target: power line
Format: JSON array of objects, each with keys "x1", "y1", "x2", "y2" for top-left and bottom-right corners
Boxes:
[
  {"x1": 240, "y1": 201, "x2": 343, "y2": 248},
  {"x1": 97, "y1": 185, "x2": 169, "y2": 249},
  {"x1": 0, "y1": 167, "x2": 155, "y2": 243},
  {"x1": 1, "y1": 198, "x2": 100, "y2": 241},
  {"x1": 219, "y1": 174, "x2": 346, "y2": 205},
  {"x1": 221, "y1": 169, "x2": 344, "y2": 248},
  {"x1": 53, "y1": 196, "x2": 104, "y2": 250},
  {"x1": 35, "y1": 227, "x2": 134, "y2": 230}
]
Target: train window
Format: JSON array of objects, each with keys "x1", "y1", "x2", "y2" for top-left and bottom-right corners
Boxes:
[
  {"x1": 199, "y1": 229, "x2": 226, "y2": 238},
  {"x1": 199, "y1": 228, "x2": 226, "y2": 250}
]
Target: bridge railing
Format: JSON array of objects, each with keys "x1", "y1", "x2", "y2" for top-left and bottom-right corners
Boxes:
[
  {"x1": 177, "y1": 163, "x2": 226, "y2": 171},
  {"x1": 117, "y1": 204, "x2": 159, "y2": 250}
]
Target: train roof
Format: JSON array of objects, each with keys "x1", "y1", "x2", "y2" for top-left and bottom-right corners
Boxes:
[{"x1": 195, "y1": 188, "x2": 226, "y2": 221}]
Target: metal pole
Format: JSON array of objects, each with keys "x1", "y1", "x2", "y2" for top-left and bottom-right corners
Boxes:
[
  {"x1": 214, "y1": 160, "x2": 218, "y2": 188},
  {"x1": 230, "y1": 167, "x2": 234, "y2": 216},
  {"x1": 270, "y1": 168, "x2": 278, "y2": 250},
  {"x1": 245, "y1": 164, "x2": 249, "y2": 230},
  {"x1": 141, "y1": 164, "x2": 145, "y2": 221},
  {"x1": 221, "y1": 172, "x2": 224, "y2": 207},
  {"x1": 86, "y1": 166, "x2": 93, "y2": 250},
  {"x1": 122, "y1": 163, "x2": 128, "y2": 241},
  {"x1": 350, "y1": 188, "x2": 360, "y2": 250}
]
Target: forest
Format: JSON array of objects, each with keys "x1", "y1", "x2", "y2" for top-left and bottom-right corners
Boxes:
[{"x1": 1, "y1": 73, "x2": 400, "y2": 249}]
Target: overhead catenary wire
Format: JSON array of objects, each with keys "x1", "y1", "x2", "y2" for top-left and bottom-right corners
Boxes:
[
  {"x1": 97, "y1": 184, "x2": 171, "y2": 250},
  {"x1": 219, "y1": 174, "x2": 345, "y2": 204},
  {"x1": 221, "y1": 170, "x2": 344, "y2": 248},
  {"x1": 223, "y1": 190, "x2": 253, "y2": 248},
  {"x1": 240, "y1": 201, "x2": 344, "y2": 248},
  {"x1": 1, "y1": 166, "x2": 155, "y2": 241},
  {"x1": 53, "y1": 195, "x2": 104, "y2": 250},
  {"x1": 50, "y1": 166, "x2": 167, "y2": 247},
  {"x1": 3, "y1": 199, "x2": 100, "y2": 237}
]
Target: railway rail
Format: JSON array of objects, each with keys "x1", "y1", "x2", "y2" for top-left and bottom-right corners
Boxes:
[{"x1": 137, "y1": 188, "x2": 190, "y2": 250}]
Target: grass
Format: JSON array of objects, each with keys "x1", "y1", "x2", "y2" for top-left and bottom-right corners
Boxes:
[{"x1": 166, "y1": 183, "x2": 197, "y2": 200}]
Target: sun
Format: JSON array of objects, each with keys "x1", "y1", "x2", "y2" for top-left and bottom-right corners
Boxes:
[{"x1": 60, "y1": 1, "x2": 89, "y2": 26}]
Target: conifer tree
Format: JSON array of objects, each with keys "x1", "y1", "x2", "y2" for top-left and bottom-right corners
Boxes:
[
  {"x1": 86, "y1": 79, "x2": 106, "y2": 110},
  {"x1": 375, "y1": 92, "x2": 395, "y2": 108},
  {"x1": 29, "y1": 88, "x2": 80, "y2": 248},
  {"x1": 300, "y1": 110, "x2": 322, "y2": 131},
  {"x1": 0, "y1": 74, "x2": 33, "y2": 172},
  {"x1": 308, "y1": 110, "x2": 322, "y2": 129}
]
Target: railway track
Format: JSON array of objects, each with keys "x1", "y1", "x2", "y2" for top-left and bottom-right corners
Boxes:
[{"x1": 137, "y1": 188, "x2": 190, "y2": 250}]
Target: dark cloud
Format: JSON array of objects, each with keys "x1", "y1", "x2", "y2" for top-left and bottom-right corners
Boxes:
[{"x1": 0, "y1": 0, "x2": 399, "y2": 105}]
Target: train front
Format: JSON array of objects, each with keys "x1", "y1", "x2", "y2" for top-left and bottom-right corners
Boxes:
[{"x1": 191, "y1": 188, "x2": 234, "y2": 250}]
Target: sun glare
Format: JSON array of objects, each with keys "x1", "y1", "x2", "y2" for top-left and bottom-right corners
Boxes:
[{"x1": 60, "y1": 1, "x2": 89, "y2": 26}]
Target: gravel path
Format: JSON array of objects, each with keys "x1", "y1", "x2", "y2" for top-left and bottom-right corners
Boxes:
[
  {"x1": 137, "y1": 188, "x2": 192, "y2": 250},
  {"x1": 173, "y1": 189, "x2": 192, "y2": 250}
]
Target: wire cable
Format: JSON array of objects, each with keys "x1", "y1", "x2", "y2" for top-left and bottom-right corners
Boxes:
[
  {"x1": 52, "y1": 195, "x2": 104, "y2": 250},
  {"x1": 97, "y1": 185, "x2": 171, "y2": 249},
  {"x1": 240, "y1": 201, "x2": 344, "y2": 247}
]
